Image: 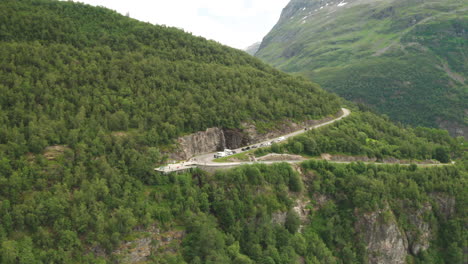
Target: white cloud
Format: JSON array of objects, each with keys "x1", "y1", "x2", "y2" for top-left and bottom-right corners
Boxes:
[{"x1": 73, "y1": 0, "x2": 290, "y2": 49}]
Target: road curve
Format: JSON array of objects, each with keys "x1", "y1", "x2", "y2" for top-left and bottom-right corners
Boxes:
[
  {"x1": 192, "y1": 108, "x2": 350, "y2": 166},
  {"x1": 156, "y1": 108, "x2": 451, "y2": 173},
  {"x1": 156, "y1": 108, "x2": 351, "y2": 172}
]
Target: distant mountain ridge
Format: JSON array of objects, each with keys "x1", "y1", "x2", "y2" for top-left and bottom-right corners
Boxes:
[
  {"x1": 244, "y1": 42, "x2": 261, "y2": 55},
  {"x1": 256, "y1": 0, "x2": 468, "y2": 138}
]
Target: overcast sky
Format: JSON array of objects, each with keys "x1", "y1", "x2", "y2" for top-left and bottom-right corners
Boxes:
[{"x1": 73, "y1": 0, "x2": 290, "y2": 49}]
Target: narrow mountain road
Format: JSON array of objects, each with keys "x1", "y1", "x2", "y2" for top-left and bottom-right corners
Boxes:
[
  {"x1": 156, "y1": 108, "x2": 452, "y2": 173},
  {"x1": 194, "y1": 108, "x2": 350, "y2": 165},
  {"x1": 157, "y1": 108, "x2": 350, "y2": 173},
  {"x1": 196, "y1": 159, "x2": 451, "y2": 169}
]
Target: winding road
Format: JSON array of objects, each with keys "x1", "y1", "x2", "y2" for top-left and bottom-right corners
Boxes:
[
  {"x1": 194, "y1": 108, "x2": 350, "y2": 165},
  {"x1": 157, "y1": 108, "x2": 351, "y2": 173},
  {"x1": 155, "y1": 108, "x2": 451, "y2": 173}
]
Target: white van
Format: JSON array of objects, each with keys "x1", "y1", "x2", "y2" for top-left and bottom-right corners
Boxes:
[
  {"x1": 224, "y1": 149, "x2": 234, "y2": 155},
  {"x1": 214, "y1": 152, "x2": 227, "y2": 158}
]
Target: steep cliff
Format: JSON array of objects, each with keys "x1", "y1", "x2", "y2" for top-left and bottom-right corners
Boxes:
[
  {"x1": 356, "y1": 207, "x2": 408, "y2": 264},
  {"x1": 354, "y1": 203, "x2": 437, "y2": 264},
  {"x1": 405, "y1": 204, "x2": 432, "y2": 255},
  {"x1": 170, "y1": 127, "x2": 227, "y2": 160}
]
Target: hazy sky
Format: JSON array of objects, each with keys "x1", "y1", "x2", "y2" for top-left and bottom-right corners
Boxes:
[{"x1": 74, "y1": 0, "x2": 290, "y2": 49}]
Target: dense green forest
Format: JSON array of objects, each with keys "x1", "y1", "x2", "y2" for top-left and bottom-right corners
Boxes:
[
  {"x1": 0, "y1": 0, "x2": 341, "y2": 155},
  {"x1": 0, "y1": 0, "x2": 466, "y2": 263},
  {"x1": 256, "y1": 0, "x2": 467, "y2": 135},
  {"x1": 1, "y1": 149, "x2": 465, "y2": 263}
]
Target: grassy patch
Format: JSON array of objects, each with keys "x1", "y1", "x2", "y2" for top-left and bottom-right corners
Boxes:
[{"x1": 213, "y1": 150, "x2": 254, "y2": 162}]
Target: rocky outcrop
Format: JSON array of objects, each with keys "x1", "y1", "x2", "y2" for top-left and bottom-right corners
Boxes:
[
  {"x1": 170, "y1": 127, "x2": 226, "y2": 160},
  {"x1": 437, "y1": 117, "x2": 467, "y2": 140},
  {"x1": 272, "y1": 212, "x2": 287, "y2": 225},
  {"x1": 311, "y1": 194, "x2": 331, "y2": 211},
  {"x1": 272, "y1": 199, "x2": 311, "y2": 232},
  {"x1": 406, "y1": 204, "x2": 432, "y2": 255},
  {"x1": 354, "y1": 202, "x2": 441, "y2": 263},
  {"x1": 223, "y1": 128, "x2": 250, "y2": 150},
  {"x1": 113, "y1": 225, "x2": 185, "y2": 263},
  {"x1": 430, "y1": 193, "x2": 456, "y2": 220},
  {"x1": 355, "y1": 208, "x2": 408, "y2": 264}
]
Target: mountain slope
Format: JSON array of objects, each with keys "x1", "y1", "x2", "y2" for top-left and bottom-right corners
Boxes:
[
  {"x1": 0, "y1": 1, "x2": 466, "y2": 263},
  {"x1": 256, "y1": 0, "x2": 468, "y2": 138},
  {"x1": 0, "y1": 0, "x2": 342, "y2": 153}
]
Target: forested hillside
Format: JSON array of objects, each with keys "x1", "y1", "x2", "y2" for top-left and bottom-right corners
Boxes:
[
  {"x1": 0, "y1": 0, "x2": 466, "y2": 263},
  {"x1": 0, "y1": 0, "x2": 341, "y2": 155},
  {"x1": 256, "y1": 0, "x2": 467, "y2": 138}
]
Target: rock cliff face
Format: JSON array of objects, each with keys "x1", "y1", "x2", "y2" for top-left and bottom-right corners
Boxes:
[
  {"x1": 353, "y1": 198, "x2": 453, "y2": 264},
  {"x1": 406, "y1": 204, "x2": 432, "y2": 255},
  {"x1": 430, "y1": 193, "x2": 456, "y2": 220},
  {"x1": 170, "y1": 127, "x2": 226, "y2": 160},
  {"x1": 112, "y1": 226, "x2": 185, "y2": 263},
  {"x1": 356, "y1": 208, "x2": 408, "y2": 264}
]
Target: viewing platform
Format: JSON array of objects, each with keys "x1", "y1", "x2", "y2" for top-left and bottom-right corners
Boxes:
[{"x1": 155, "y1": 162, "x2": 197, "y2": 174}]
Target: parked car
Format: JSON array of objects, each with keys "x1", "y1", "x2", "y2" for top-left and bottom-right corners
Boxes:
[{"x1": 275, "y1": 136, "x2": 285, "y2": 142}]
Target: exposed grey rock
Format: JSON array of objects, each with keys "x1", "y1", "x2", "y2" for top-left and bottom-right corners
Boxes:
[
  {"x1": 356, "y1": 208, "x2": 408, "y2": 264},
  {"x1": 437, "y1": 118, "x2": 467, "y2": 139},
  {"x1": 272, "y1": 212, "x2": 288, "y2": 225},
  {"x1": 406, "y1": 203, "x2": 432, "y2": 255},
  {"x1": 430, "y1": 193, "x2": 456, "y2": 220},
  {"x1": 111, "y1": 237, "x2": 153, "y2": 263},
  {"x1": 113, "y1": 226, "x2": 185, "y2": 263},
  {"x1": 223, "y1": 128, "x2": 250, "y2": 150},
  {"x1": 170, "y1": 127, "x2": 226, "y2": 160}
]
